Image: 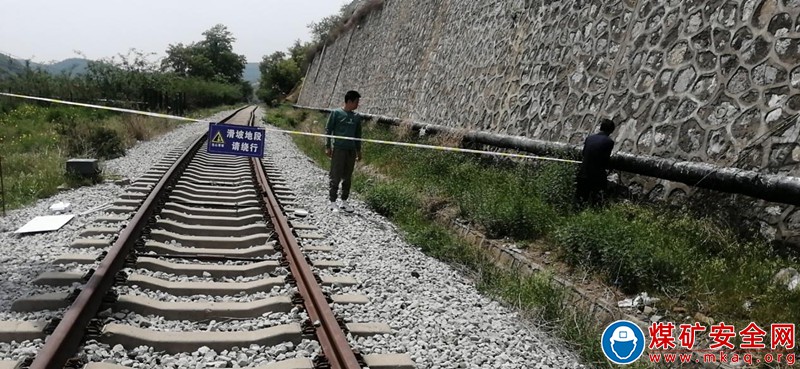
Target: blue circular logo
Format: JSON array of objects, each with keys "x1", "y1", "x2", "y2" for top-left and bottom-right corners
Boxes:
[{"x1": 601, "y1": 320, "x2": 646, "y2": 365}]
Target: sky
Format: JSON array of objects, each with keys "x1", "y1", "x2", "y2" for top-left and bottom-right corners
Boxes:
[{"x1": 0, "y1": 0, "x2": 350, "y2": 64}]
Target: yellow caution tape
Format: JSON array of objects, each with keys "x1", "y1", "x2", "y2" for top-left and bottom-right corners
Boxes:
[{"x1": 0, "y1": 92, "x2": 581, "y2": 164}]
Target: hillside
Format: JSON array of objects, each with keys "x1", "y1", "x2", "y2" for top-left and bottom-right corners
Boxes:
[
  {"x1": 1, "y1": 53, "x2": 259, "y2": 84},
  {"x1": 0, "y1": 54, "x2": 29, "y2": 77},
  {"x1": 0, "y1": 54, "x2": 89, "y2": 77},
  {"x1": 244, "y1": 63, "x2": 260, "y2": 85},
  {"x1": 45, "y1": 58, "x2": 89, "y2": 75}
]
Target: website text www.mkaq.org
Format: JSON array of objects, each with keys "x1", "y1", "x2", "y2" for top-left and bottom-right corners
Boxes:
[{"x1": 648, "y1": 350, "x2": 796, "y2": 365}]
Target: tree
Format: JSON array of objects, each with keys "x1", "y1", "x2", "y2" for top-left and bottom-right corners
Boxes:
[
  {"x1": 256, "y1": 51, "x2": 301, "y2": 106},
  {"x1": 288, "y1": 39, "x2": 313, "y2": 74},
  {"x1": 161, "y1": 24, "x2": 246, "y2": 84}
]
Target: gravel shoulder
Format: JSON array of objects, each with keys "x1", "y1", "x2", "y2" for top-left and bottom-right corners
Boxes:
[
  {"x1": 0, "y1": 113, "x2": 225, "y2": 314},
  {"x1": 257, "y1": 109, "x2": 587, "y2": 369},
  {"x1": 0, "y1": 107, "x2": 588, "y2": 369}
]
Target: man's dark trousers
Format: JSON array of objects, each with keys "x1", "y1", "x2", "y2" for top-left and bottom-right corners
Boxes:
[
  {"x1": 576, "y1": 172, "x2": 607, "y2": 206},
  {"x1": 329, "y1": 148, "x2": 357, "y2": 202}
]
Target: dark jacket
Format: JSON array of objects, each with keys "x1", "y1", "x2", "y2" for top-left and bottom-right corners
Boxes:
[
  {"x1": 325, "y1": 108, "x2": 363, "y2": 151},
  {"x1": 579, "y1": 132, "x2": 614, "y2": 179}
]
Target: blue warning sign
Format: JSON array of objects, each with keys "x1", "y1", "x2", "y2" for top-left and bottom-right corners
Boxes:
[{"x1": 207, "y1": 122, "x2": 265, "y2": 158}]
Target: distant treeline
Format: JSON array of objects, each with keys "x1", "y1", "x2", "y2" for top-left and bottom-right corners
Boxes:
[{"x1": 0, "y1": 24, "x2": 253, "y2": 115}]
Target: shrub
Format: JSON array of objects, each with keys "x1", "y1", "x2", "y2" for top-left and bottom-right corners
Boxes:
[
  {"x1": 363, "y1": 179, "x2": 419, "y2": 218},
  {"x1": 89, "y1": 127, "x2": 125, "y2": 159},
  {"x1": 532, "y1": 161, "x2": 577, "y2": 211},
  {"x1": 56, "y1": 120, "x2": 125, "y2": 159},
  {"x1": 554, "y1": 204, "x2": 699, "y2": 293}
]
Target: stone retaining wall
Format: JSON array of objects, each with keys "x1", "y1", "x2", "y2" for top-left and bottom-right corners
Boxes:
[{"x1": 298, "y1": 0, "x2": 800, "y2": 244}]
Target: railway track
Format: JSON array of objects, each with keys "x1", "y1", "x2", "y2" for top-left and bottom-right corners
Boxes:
[{"x1": 0, "y1": 106, "x2": 414, "y2": 369}]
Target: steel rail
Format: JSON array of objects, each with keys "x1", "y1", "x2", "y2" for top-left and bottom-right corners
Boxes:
[
  {"x1": 29, "y1": 106, "x2": 252, "y2": 369},
  {"x1": 249, "y1": 111, "x2": 361, "y2": 369}
]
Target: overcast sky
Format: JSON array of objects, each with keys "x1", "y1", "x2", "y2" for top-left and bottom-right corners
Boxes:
[{"x1": 0, "y1": 0, "x2": 350, "y2": 64}]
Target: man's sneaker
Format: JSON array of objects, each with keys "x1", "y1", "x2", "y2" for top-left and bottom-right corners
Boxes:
[
  {"x1": 339, "y1": 200, "x2": 354, "y2": 213},
  {"x1": 328, "y1": 201, "x2": 339, "y2": 212}
]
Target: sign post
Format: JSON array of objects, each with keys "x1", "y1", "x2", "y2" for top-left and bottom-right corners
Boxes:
[{"x1": 207, "y1": 123, "x2": 266, "y2": 158}]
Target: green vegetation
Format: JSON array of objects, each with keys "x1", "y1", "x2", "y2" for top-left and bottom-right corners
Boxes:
[
  {"x1": 256, "y1": 0, "x2": 386, "y2": 106},
  {"x1": 0, "y1": 104, "x2": 196, "y2": 209},
  {"x1": 266, "y1": 105, "x2": 799, "y2": 367},
  {"x1": 162, "y1": 24, "x2": 252, "y2": 100},
  {"x1": 1, "y1": 25, "x2": 251, "y2": 115},
  {"x1": 256, "y1": 42, "x2": 307, "y2": 106},
  {"x1": 307, "y1": 0, "x2": 385, "y2": 49},
  {"x1": 0, "y1": 25, "x2": 253, "y2": 210}
]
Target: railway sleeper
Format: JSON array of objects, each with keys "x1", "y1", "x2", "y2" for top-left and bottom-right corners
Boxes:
[
  {"x1": 0, "y1": 320, "x2": 48, "y2": 343},
  {"x1": 82, "y1": 354, "x2": 415, "y2": 369},
  {"x1": 52, "y1": 253, "x2": 101, "y2": 265},
  {"x1": 171, "y1": 185, "x2": 254, "y2": 198},
  {"x1": 131, "y1": 257, "x2": 281, "y2": 278},
  {"x1": 112, "y1": 199, "x2": 143, "y2": 208},
  {"x1": 80, "y1": 227, "x2": 122, "y2": 238},
  {"x1": 165, "y1": 190, "x2": 262, "y2": 203},
  {"x1": 181, "y1": 172, "x2": 251, "y2": 184},
  {"x1": 157, "y1": 210, "x2": 264, "y2": 227},
  {"x1": 154, "y1": 219, "x2": 269, "y2": 238},
  {"x1": 186, "y1": 161, "x2": 248, "y2": 170},
  {"x1": 70, "y1": 239, "x2": 111, "y2": 249},
  {"x1": 141, "y1": 240, "x2": 276, "y2": 258},
  {"x1": 161, "y1": 202, "x2": 264, "y2": 218},
  {"x1": 191, "y1": 155, "x2": 244, "y2": 164},
  {"x1": 95, "y1": 215, "x2": 130, "y2": 224},
  {"x1": 181, "y1": 171, "x2": 253, "y2": 181},
  {"x1": 148, "y1": 229, "x2": 272, "y2": 249},
  {"x1": 175, "y1": 182, "x2": 252, "y2": 192},
  {"x1": 106, "y1": 206, "x2": 137, "y2": 215},
  {"x1": 98, "y1": 323, "x2": 303, "y2": 354},
  {"x1": 289, "y1": 222, "x2": 317, "y2": 231},
  {"x1": 121, "y1": 187, "x2": 151, "y2": 197},
  {"x1": 166, "y1": 195, "x2": 260, "y2": 208},
  {"x1": 123, "y1": 274, "x2": 287, "y2": 296}
]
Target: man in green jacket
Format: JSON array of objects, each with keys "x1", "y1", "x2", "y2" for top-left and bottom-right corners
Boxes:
[{"x1": 325, "y1": 90, "x2": 363, "y2": 213}]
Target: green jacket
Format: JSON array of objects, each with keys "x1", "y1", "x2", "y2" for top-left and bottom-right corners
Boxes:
[{"x1": 325, "y1": 108, "x2": 362, "y2": 151}]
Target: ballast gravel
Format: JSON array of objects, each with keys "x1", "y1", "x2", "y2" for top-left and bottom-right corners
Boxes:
[
  {"x1": 256, "y1": 109, "x2": 587, "y2": 369},
  {"x1": 115, "y1": 284, "x2": 294, "y2": 304},
  {"x1": 81, "y1": 339, "x2": 321, "y2": 369},
  {"x1": 126, "y1": 268, "x2": 284, "y2": 283},
  {"x1": 0, "y1": 111, "x2": 230, "y2": 363},
  {"x1": 100, "y1": 308, "x2": 305, "y2": 333},
  {"x1": 0, "y1": 107, "x2": 587, "y2": 368}
]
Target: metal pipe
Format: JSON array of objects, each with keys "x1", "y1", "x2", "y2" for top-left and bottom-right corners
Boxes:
[{"x1": 292, "y1": 104, "x2": 800, "y2": 207}]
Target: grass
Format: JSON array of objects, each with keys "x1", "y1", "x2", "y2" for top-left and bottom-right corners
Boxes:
[
  {"x1": 0, "y1": 103, "x2": 202, "y2": 209},
  {"x1": 264, "y1": 104, "x2": 800, "y2": 367}
]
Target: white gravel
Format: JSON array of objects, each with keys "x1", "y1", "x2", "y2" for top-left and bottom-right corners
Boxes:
[
  {"x1": 125, "y1": 268, "x2": 282, "y2": 283},
  {"x1": 257, "y1": 109, "x2": 587, "y2": 369},
  {"x1": 81, "y1": 339, "x2": 321, "y2": 369},
  {"x1": 100, "y1": 308, "x2": 305, "y2": 333},
  {"x1": 0, "y1": 110, "x2": 233, "y2": 362},
  {"x1": 0, "y1": 107, "x2": 587, "y2": 368},
  {"x1": 116, "y1": 284, "x2": 295, "y2": 304}
]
